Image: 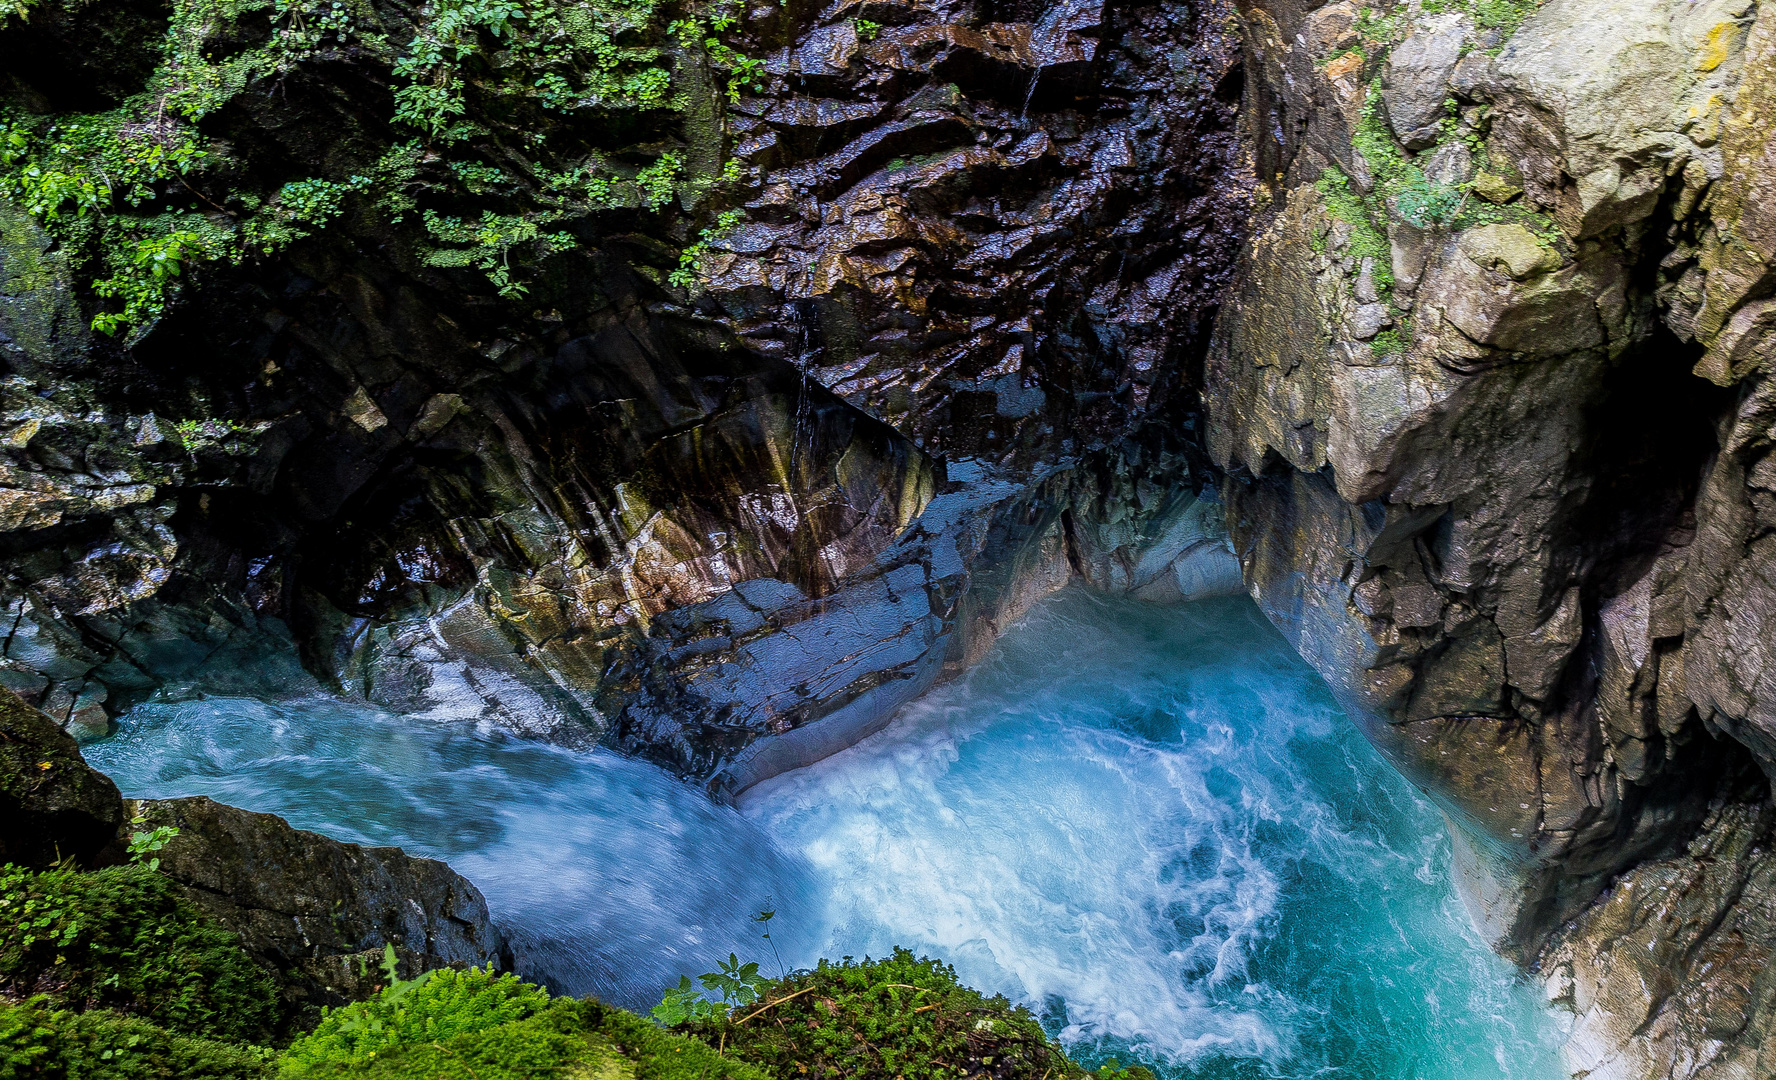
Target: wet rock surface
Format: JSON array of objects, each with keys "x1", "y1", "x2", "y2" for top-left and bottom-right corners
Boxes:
[
  {"x1": 0, "y1": 686, "x2": 123, "y2": 868},
  {"x1": 6, "y1": 0, "x2": 1776, "y2": 1072},
  {"x1": 1539, "y1": 798, "x2": 1776, "y2": 1080},
  {"x1": 0, "y1": 0, "x2": 1250, "y2": 789}
]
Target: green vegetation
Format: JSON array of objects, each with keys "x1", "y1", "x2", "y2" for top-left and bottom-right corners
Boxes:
[
  {"x1": 853, "y1": 18, "x2": 879, "y2": 40},
  {"x1": 280, "y1": 959, "x2": 773, "y2": 1080},
  {"x1": 282, "y1": 955, "x2": 551, "y2": 1070},
  {"x1": 673, "y1": 948, "x2": 1152, "y2": 1080},
  {"x1": 1348, "y1": 82, "x2": 1465, "y2": 232},
  {"x1": 1419, "y1": 0, "x2": 1544, "y2": 42},
  {"x1": 125, "y1": 814, "x2": 180, "y2": 872},
  {"x1": 1315, "y1": 168, "x2": 1395, "y2": 289},
  {"x1": 0, "y1": 863, "x2": 277, "y2": 1043},
  {"x1": 0, "y1": 1000, "x2": 275, "y2": 1080},
  {"x1": 1371, "y1": 327, "x2": 1407, "y2": 357},
  {"x1": 0, "y1": 0, "x2": 759, "y2": 336},
  {"x1": 282, "y1": 998, "x2": 615, "y2": 1080},
  {"x1": 652, "y1": 951, "x2": 774, "y2": 1024},
  {"x1": 669, "y1": 206, "x2": 743, "y2": 287},
  {"x1": 1360, "y1": 1, "x2": 1543, "y2": 47},
  {"x1": 1, "y1": 856, "x2": 1146, "y2": 1080}
]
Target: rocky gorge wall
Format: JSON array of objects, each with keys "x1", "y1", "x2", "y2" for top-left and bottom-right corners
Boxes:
[
  {"x1": 1208, "y1": 0, "x2": 1776, "y2": 1075},
  {"x1": 6, "y1": 0, "x2": 1776, "y2": 1075},
  {"x1": 0, "y1": 0, "x2": 1248, "y2": 793}
]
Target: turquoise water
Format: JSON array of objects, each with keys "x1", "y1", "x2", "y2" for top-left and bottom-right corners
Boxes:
[{"x1": 84, "y1": 588, "x2": 1565, "y2": 1079}]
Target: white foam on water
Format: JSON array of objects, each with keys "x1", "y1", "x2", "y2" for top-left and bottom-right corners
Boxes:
[
  {"x1": 83, "y1": 588, "x2": 1567, "y2": 1078},
  {"x1": 84, "y1": 693, "x2": 822, "y2": 1010},
  {"x1": 739, "y1": 590, "x2": 1567, "y2": 1079}
]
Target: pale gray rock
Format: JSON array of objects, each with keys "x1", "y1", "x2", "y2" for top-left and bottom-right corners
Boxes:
[
  {"x1": 1383, "y1": 13, "x2": 1470, "y2": 149},
  {"x1": 1420, "y1": 140, "x2": 1474, "y2": 186},
  {"x1": 1347, "y1": 303, "x2": 1390, "y2": 340}
]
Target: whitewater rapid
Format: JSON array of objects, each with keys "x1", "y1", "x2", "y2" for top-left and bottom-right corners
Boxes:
[{"x1": 84, "y1": 588, "x2": 1564, "y2": 1079}]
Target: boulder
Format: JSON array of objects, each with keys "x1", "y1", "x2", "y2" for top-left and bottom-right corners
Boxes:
[
  {"x1": 0, "y1": 686, "x2": 124, "y2": 868},
  {"x1": 1383, "y1": 13, "x2": 1469, "y2": 149},
  {"x1": 128, "y1": 796, "x2": 510, "y2": 1021}
]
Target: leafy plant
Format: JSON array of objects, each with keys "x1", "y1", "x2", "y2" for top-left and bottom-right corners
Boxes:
[
  {"x1": 125, "y1": 815, "x2": 180, "y2": 872},
  {"x1": 669, "y1": 207, "x2": 742, "y2": 288},
  {"x1": 853, "y1": 17, "x2": 880, "y2": 40},
  {"x1": 651, "y1": 952, "x2": 774, "y2": 1025},
  {"x1": 420, "y1": 210, "x2": 578, "y2": 297},
  {"x1": 0, "y1": 863, "x2": 276, "y2": 1042},
  {"x1": 1394, "y1": 177, "x2": 1463, "y2": 228},
  {"x1": 754, "y1": 908, "x2": 786, "y2": 979},
  {"x1": 89, "y1": 230, "x2": 208, "y2": 336}
]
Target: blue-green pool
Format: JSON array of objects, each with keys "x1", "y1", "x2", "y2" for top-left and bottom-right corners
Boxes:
[{"x1": 85, "y1": 588, "x2": 1566, "y2": 1079}]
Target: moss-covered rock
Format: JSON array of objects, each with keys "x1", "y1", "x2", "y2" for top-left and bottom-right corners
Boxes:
[
  {"x1": 127, "y1": 796, "x2": 509, "y2": 1029},
  {"x1": 682, "y1": 949, "x2": 1145, "y2": 1080},
  {"x1": 0, "y1": 862, "x2": 278, "y2": 1043}
]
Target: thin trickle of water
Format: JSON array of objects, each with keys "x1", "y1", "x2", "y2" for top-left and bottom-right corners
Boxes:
[
  {"x1": 1021, "y1": 68, "x2": 1041, "y2": 118},
  {"x1": 787, "y1": 299, "x2": 818, "y2": 482},
  {"x1": 83, "y1": 589, "x2": 1566, "y2": 1079}
]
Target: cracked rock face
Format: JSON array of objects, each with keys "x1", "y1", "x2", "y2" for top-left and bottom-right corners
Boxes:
[
  {"x1": 704, "y1": 0, "x2": 1248, "y2": 462},
  {"x1": 0, "y1": 0, "x2": 1249, "y2": 789},
  {"x1": 1211, "y1": 0, "x2": 1776, "y2": 1074}
]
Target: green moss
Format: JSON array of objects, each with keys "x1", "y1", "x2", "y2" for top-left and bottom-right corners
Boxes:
[
  {"x1": 0, "y1": 863, "x2": 277, "y2": 1043},
  {"x1": 281, "y1": 966, "x2": 551, "y2": 1070},
  {"x1": 0, "y1": 999, "x2": 274, "y2": 1080},
  {"x1": 279, "y1": 975, "x2": 769, "y2": 1080},
  {"x1": 281, "y1": 997, "x2": 592, "y2": 1079},
  {"x1": 1314, "y1": 169, "x2": 1394, "y2": 291},
  {"x1": 1420, "y1": 0, "x2": 1544, "y2": 42},
  {"x1": 1371, "y1": 328, "x2": 1407, "y2": 356},
  {"x1": 591, "y1": 1001, "x2": 770, "y2": 1080},
  {"x1": 679, "y1": 948, "x2": 1150, "y2": 1080}
]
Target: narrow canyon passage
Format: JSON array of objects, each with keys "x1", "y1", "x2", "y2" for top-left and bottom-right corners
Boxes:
[{"x1": 84, "y1": 588, "x2": 1563, "y2": 1079}]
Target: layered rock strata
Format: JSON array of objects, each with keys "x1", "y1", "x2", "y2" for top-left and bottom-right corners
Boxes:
[{"x1": 0, "y1": 0, "x2": 1250, "y2": 789}]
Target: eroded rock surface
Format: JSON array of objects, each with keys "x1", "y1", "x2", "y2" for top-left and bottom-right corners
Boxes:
[
  {"x1": 1211, "y1": 0, "x2": 1776, "y2": 1074},
  {"x1": 0, "y1": 0, "x2": 1250, "y2": 791}
]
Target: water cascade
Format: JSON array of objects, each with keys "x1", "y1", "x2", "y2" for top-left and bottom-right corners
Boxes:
[{"x1": 84, "y1": 590, "x2": 1565, "y2": 1079}]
